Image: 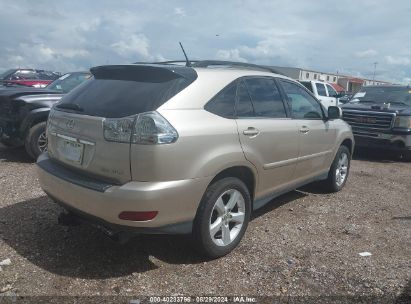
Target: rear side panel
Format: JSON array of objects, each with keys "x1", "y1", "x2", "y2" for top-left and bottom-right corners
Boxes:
[{"x1": 130, "y1": 109, "x2": 249, "y2": 181}]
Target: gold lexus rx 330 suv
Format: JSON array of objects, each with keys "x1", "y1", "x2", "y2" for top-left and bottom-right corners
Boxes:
[{"x1": 37, "y1": 61, "x2": 354, "y2": 258}]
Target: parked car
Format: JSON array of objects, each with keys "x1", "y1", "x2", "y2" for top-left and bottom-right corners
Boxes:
[
  {"x1": 342, "y1": 85, "x2": 411, "y2": 161},
  {"x1": 338, "y1": 93, "x2": 353, "y2": 104},
  {"x1": 300, "y1": 80, "x2": 343, "y2": 109},
  {"x1": 0, "y1": 69, "x2": 61, "y2": 88},
  {"x1": 0, "y1": 71, "x2": 92, "y2": 159},
  {"x1": 37, "y1": 61, "x2": 354, "y2": 258}
]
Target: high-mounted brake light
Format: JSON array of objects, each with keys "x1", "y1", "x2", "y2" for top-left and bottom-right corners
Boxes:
[{"x1": 103, "y1": 111, "x2": 178, "y2": 144}]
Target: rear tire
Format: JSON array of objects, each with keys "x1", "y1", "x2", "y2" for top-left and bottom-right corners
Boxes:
[
  {"x1": 192, "y1": 177, "x2": 251, "y2": 258},
  {"x1": 321, "y1": 145, "x2": 351, "y2": 192},
  {"x1": 25, "y1": 122, "x2": 47, "y2": 160}
]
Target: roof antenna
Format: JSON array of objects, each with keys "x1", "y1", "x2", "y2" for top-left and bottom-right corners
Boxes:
[{"x1": 179, "y1": 42, "x2": 191, "y2": 67}]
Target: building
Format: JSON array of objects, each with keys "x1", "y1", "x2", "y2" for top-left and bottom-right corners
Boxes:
[{"x1": 270, "y1": 66, "x2": 391, "y2": 93}]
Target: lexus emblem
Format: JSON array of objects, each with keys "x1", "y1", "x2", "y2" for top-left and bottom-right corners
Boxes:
[{"x1": 66, "y1": 119, "x2": 75, "y2": 130}]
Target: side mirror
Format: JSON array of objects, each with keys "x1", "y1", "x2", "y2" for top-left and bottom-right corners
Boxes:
[
  {"x1": 335, "y1": 92, "x2": 345, "y2": 98},
  {"x1": 328, "y1": 106, "x2": 342, "y2": 120}
]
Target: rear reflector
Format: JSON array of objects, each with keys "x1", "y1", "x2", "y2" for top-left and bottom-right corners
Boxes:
[{"x1": 118, "y1": 211, "x2": 158, "y2": 221}]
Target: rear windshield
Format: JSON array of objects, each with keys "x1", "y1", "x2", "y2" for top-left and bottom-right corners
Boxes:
[{"x1": 56, "y1": 65, "x2": 196, "y2": 118}]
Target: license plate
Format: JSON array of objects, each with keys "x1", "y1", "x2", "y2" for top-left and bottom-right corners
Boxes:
[{"x1": 60, "y1": 140, "x2": 84, "y2": 163}]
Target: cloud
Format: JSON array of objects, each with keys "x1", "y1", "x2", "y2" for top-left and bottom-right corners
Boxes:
[
  {"x1": 386, "y1": 55, "x2": 411, "y2": 66},
  {"x1": 216, "y1": 49, "x2": 247, "y2": 62},
  {"x1": 174, "y1": 7, "x2": 186, "y2": 17},
  {"x1": 0, "y1": 0, "x2": 410, "y2": 84},
  {"x1": 355, "y1": 49, "x2": 378, "y2": 58},
  {"x1": 403, "y1": 77, "x2": 411, "y2": 84},
  {"x1": 111, "y1": 34, "x2": 151, "y2": 59}
]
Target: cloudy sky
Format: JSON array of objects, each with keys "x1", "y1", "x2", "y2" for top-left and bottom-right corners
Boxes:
[{"x1": 0, "y1": 0, "x2": 410, "y2": 83}]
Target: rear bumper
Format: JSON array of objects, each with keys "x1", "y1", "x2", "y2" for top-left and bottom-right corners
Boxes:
[{"x1": 37, "y1": 153, "x2": 211, "y2": 234}]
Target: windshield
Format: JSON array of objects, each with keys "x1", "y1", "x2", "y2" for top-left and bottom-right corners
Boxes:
[
  {"x1": 351, "y1": 86, "x2": 411, "y2": 105},
  {"x1": 0, "y1": 69, "x2": 15, "y2": 80},
  {"x1": 47, "y1": 72, "x2": 92, "y2": 93}
]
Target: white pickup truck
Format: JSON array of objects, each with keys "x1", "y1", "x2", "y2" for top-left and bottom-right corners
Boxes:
[{"x1": 300, "y1": 80, "x2": 342, "y2": 109}]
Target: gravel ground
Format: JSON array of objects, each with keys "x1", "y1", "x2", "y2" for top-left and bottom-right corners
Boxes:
[{"x1": 0, "y1": 144, "x2": 410, "y2": 303}]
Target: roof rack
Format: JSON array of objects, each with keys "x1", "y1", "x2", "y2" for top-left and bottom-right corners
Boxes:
[
  {"x1": 133, "y1": 60, "x2": 283, "y2": 75},
  {"x1": 191, "y1": 60, "x2": 283, "y2": 74}
]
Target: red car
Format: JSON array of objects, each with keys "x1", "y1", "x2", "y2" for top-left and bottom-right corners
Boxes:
[{"x1": 0, "y1": 69, "x2": 60, "y2": 88}]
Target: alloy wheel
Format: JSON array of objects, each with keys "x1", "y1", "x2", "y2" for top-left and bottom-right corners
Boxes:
[
  {"x1": 209, "y1": 189, "x2": 245, "y2": 246},
  {"x1": 335, "y1": 152, "x2": 348, "y2": 186},
  {"x1": 37, "y1": 131, "x2": 48, "y2": 152}
]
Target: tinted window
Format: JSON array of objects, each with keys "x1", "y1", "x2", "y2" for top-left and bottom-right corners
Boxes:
[
  {"x1": 57, "y1": 71, "x2": 194, "y2": 118},
  {"x1": 236, "y1": 80, "x2": 254, "y2": 117},
  {"x1": 47, "y1": 73, "x2": 92, "y2": 93},
  {"x1": 316, "y1": 83, "x2": 327, "y2": 96},
  {"x1": 244, "y1": 78, "x2": 286, "y2": 118},
  {"x1": 326, "y1": 85, "x2": 337, "y2": 97},
  {"x1": 279, "y1": 80, "x2": 323, "y2": 119},
  {"x1": 300, "y1": 81, "x2": 313, "y2": 92},
  {"x1": 205, "y1": 82, "x2": 236, "y2": 118}
]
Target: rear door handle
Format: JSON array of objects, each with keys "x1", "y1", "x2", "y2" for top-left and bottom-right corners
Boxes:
[
  {"x1": 243, "y1": 127, "x2": 260, "y2": 137},
  {"x1": 299, "y1": 126, "x2": 310, "y2": 134}
]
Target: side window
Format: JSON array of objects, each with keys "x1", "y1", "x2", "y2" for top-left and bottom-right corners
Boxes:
[
  {"x1": 244, "y1": 78, "x2": 287, "y2": 118},
  {"x1": 300, "y1": 81, "x2": 313, "y2": 93},
  {"x1": 326, "y1": 85, "x2": 337, "y2": 97},
  {"x1": 315, "y1": 83, "x2": 327, "y2": 96},
  {"x1": 236, "y1": 80, "x2": 254, "y2": 117},
  {"x1": 204, "y1": 82, "x2": 237, "y2": 118},
  {"x1": 279, "y1": 80, "x2": 323, "y2": 120},
  {"x1": 12, "y1": 70, "x2": 38, "y2": 80}
]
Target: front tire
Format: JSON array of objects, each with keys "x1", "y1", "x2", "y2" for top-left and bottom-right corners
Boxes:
[
  {"x1": 25, "y1": 122, "x2": 47, "y2": 160},
  {"x1": 322, "y1": 145, "x2": 351, "y2": 192},
  {"x1": 400, "y1": 151, "x2": 411, "y2": 162},
  {"x1": 192, "y1": 177, "x2": 251, "y2": 258}
]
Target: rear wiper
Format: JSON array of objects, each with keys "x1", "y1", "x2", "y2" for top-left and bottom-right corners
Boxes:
[{"x1": 56, "y1": 103, "x2": 84, "y2": 112}]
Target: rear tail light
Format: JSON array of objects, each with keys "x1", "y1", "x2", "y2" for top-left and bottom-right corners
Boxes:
[
  {"x1": 103, "y1": 117, "x2": 134, "y2": 143},
  {"x1": 118, "y1": 211, "x2": 158, "y2": 221},
  {"x1": 103, "y1": 111, "x2": 178, "y2": 144}
]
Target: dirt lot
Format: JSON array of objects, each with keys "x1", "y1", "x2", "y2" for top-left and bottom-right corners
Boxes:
[{"x1": 0, "y1": 144, "x2": 410, "y2": 303}]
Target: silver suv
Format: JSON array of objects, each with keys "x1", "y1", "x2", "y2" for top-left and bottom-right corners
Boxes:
[{"x1": 37, "y1": 61, "x2": 354, "y2": 258}]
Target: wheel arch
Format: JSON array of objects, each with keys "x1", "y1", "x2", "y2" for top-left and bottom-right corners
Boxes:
[
  {"x1": 341, "y1": 138, "x2": 354, "y2": 155},
  {"x1": 19, "y1": 108, "x2": 50, "y2": 136},
  {"x1": 208, "y1": 165, "x2": 257, "y2": 202}
]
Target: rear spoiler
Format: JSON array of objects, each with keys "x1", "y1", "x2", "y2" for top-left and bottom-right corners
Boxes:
[{"x1": 90, "y1": 65, "x2": 197, "y2": 83}]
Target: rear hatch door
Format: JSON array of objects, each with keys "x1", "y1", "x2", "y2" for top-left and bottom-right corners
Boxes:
[{"x1": 47, "y1": 64, "x2": 196, "y2": 184}]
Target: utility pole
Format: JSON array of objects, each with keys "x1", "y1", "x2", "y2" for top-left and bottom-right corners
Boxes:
[{"x1": 372, "y1": 62, "x2": 378, "y2": 85}]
